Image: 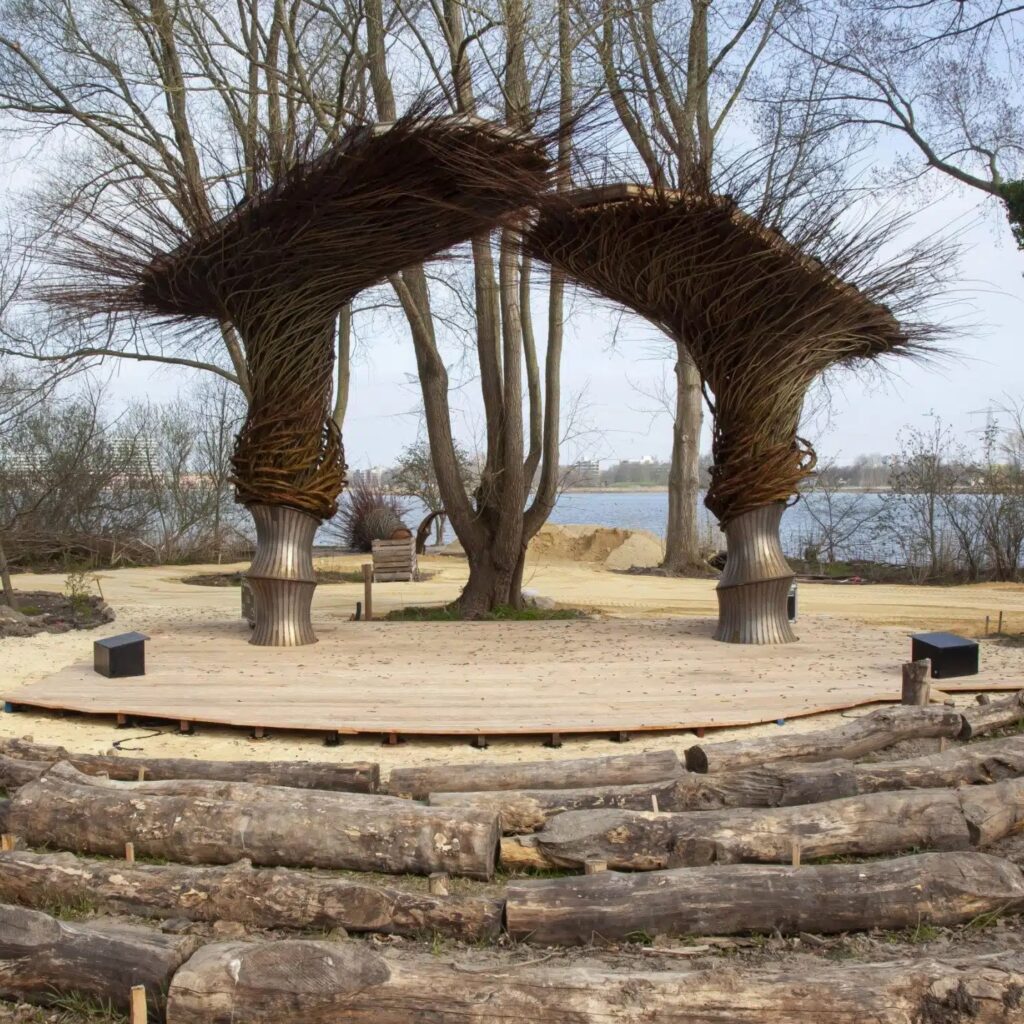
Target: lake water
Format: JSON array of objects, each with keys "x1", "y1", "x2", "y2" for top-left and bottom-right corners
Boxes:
[{"x1": 318, "y1": 489, "x2": 896, "y2": 562}]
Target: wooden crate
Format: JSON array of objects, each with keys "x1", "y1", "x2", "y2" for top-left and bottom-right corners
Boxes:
[{"x1": 371, "y1": 537, "x2": 417, "y2": 582}]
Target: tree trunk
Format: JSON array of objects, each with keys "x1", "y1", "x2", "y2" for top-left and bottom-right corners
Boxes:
[
  {"x1": 387, "y1": 749, "x2": 681, "y2": 799},
  {"x1": 166, "y1": 939, "x2": 1024, "y2": 1024},
  {"x1": 459, "y1": 547, "x2": 516, "y2": 617},
  {"x1": 685, "y1": 704, "x2": 969, "y2": 773},
  {"x1": 0, "y1": 737, "x2": 379, "y2": 792},
  {"x1": 962, "y1": 689, "x2": 1024, "y2": 736},
  {"x1": 505, "y1": 851, "x2": 1024, "y2": 945},
  {"x1": 10, "y1": 763, "x2": 500, "y2": 879},
  {"x1": 0, "y1": 534, "x2": 14, "y2": 607},
  {"x1": 245, "y1": 503, "x2": 320, "y2": 646},
  {"x1": 714, "y1": 502, "x2": 796, "y2": 643},
  {"x1": 662, "y1": 346, "x2": 704, "y2": 573},
  {"x1": 0, "y1": 902, "x2": 198, "y2": 1015},
  {"x1": 501, "y1": 778, "x2": 1024, "y2": 871},
  {"x1": 0, "y1": 851, "x2": 503, "y2": 942},
  {"x1": 429, "y1": 733, "x2": 1024, "y2": 831}
]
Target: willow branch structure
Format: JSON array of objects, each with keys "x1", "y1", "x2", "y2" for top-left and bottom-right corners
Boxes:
[
  {"x1": 42, "y1": 114, "x2": 552, "y2": 645},
  {"x1": 525, "y1": 185, "x2": 939, "y2": 644}
]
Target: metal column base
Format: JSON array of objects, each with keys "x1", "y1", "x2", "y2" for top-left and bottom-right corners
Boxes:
[
  {"x1": 714, "y1": 503, "x2": 797, "y2": 645},
  {"x1": 246, "y1": 504, "x2": 320, "y2": 647}
]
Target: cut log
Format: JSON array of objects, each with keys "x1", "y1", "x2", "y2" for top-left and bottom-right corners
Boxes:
[
  {"x1": 0, "y1": 902, "x2": 198, "y2": 1014},
  {"x1": 0, "y1": 754, "x2": 51, "y2": 791},
  {"x1": 0, "y1": 850, "x2": 501, "y2": 942},
  {"x1": 962, "y1": 689, "x2": 1024, "y2": 737},
  {"x1": 10, "y1": 763, "x2": 500, "y2": 879},
  {"x1": 387, "y1": 749, "x2": 682, "y2": 799},
  {"x1": 505, "y1": 850, "x2": 1024, "y2": 944},
  {"x1": 434, "y1": 733, "x2": 1024, "y2": 832},
  {"x1": 165, "y1": 939, "x2": 1024, "y2": 1024},
  {"x1": 684, "y1": 705, "x2": 969, "y2": 773},
  {"x1": 0, "y1": 737, "x2": 379, "y2": 792},
  {"x1": 901, "y1": 659, "x2": 930, "y2": 705},
  {"x1": 500, "y1": 778, "x2": 1024, "y2": 871}
]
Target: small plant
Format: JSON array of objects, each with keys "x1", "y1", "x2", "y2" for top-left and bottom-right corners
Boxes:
[
  {"x1": 64, "y1": 567, "x2": 94, "y2": 615},
  {"x1": 47, "y1": 990, "x2": 128, "y2": 1023},
  {"x1": 37, "y1": 888, "x2": 99, "y2": 921}
]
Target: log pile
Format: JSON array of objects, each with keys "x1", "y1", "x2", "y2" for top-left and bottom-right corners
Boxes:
[
  {"x1": 0, "y1": 737, "x2": 379, "y2": 792},
  {"x1": 432, "y1": 733, "x2": 1024, "y2": 833},
  {"x1": 501, "y1": 777, "x2": 1024, "y2": 870},
  {"x1": 505, "y1": 851, "x2": 1024, "y2": 944},
  {"x1": 166, "y1": 938, "x2": 1024, "y2": 1023},
  {"x1": 0, "y1": 850, "x2": 502, "y2": 941},
  {"x1": 9, "y1": 763, "x2": 500, "y2": 879},
  {"x1": 0, "y1": 902, "x2": 198, "y2": 1014}
]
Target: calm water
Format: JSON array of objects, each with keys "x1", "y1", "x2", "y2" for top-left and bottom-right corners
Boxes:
[{"x1": 317, "y1": 489, "x2": 895, "y2": 562}]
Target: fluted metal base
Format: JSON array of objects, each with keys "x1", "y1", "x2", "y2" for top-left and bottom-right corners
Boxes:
[
  {"x1": 715, "y1": 503, "x2": 797, "y2": 645},
  {"x1": 246, "y1": 504, "x2": 319, "y2": 646}
]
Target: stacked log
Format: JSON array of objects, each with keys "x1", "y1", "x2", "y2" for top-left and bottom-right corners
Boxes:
[
  {"x1": 501, "y1": 777, "x2": 1024, "y2": 870},
  {"x1": 962, "y1": 690, "x2": 1024, "y2": 737},
  {"x1": 432, "y1": 733, "x2": 1024, "y2": 833},
  {"x1": 0, "y1": 737, "x2": 379, "y2": 792},
  {"x1": 9, "y1": 763, "x2": 500, "y2": 879},
  {"x1": 0, "y1": 850, "x2": 502, "y2": 941},
  {"x1": 505, "y1": 851, "x2": 1024, "y2": 944},
  {"x1": 387, "y1": 749, "x2": 682, "y2": 798},
  {"x1": 0, "y1": 902, "x2": 198, "y2": 1014},
  {"x1": 684, "y1": 704, "x2": 970, "y2": 773},
  {"x1": 165, "y1": 939, "x2": 1024, "y2": 1023}
]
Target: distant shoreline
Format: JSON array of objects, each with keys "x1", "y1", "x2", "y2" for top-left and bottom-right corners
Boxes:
[{"x1": 559, "y1": 486, "x2": 892, "y2": 495}]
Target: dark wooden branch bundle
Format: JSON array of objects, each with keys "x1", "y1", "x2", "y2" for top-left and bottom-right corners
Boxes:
[
  {"x1": 432, "y1": 733, "x2": 1024, "y2": 833},
  {"x1": 0, "y1": 902, "x2": 198, "y2": 1014},
  {"x1": 10, "y1": 763, "x2": 500, "y2": 879},
  {"x1": 387, "y1": 749, "x2": 682, "y2": 799},
  {"x1": 0, "y1": 737, "x2": 379, "y2": 792},
  {"x1": 684, "y1": 705, "x2": 969, "y2": 773},
  {"x1": 505, "y1": 851, "x2": 1024, "y2": 944},
  {"x1": 0, "y1": 850, "x2": 501, "y2": 942},
  {"x1": 166, "y1": 939, "x2": 1024, "y2": 1023},
  {"x1": 500, "y1": 777, "x2": 1024, "y2": 870}
]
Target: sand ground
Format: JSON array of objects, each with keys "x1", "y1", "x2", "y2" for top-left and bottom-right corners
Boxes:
[{"x1": 2, "y1": 550, "x2": 1023, "y2": 774}]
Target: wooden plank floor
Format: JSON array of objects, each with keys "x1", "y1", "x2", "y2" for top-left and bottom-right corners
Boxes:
[{"x1": 5, "y1": 616, "x2": 1019, "y2": 737}]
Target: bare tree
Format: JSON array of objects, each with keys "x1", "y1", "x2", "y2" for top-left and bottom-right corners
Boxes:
[{"x1": 363, "y1": 0, "x2": 574, "y2": 614}]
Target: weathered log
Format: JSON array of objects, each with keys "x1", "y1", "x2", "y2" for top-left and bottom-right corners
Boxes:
[
  {"x1": 505, "y1": 851, "x2": 1024, "y2": 944},
  {"x1": 10, "y1": 763, "x2": 500, "y2": 879},
  {"x1": 501, "y1": 778, "x2": 1024, "y2": 871},
  {"x1": 0, "y1": 754, "x2": 51, "y2": 790},
  {"x1": 962, "y1": 689, "x2": 1024, "y2": 737},
  {"x1": 387, "y1": 748, "x2": 681, "y2": 799},
  {"x1": 0, "y1": 737, "x2": 379, "y2": 792},
  {"x1": 901, "y1": 659, "x2": 930, "y2": 705},
  {"x1": 684, "y1": 704, "x2": 969, "y2": 773},
  {"x1": 166, "y1": 939, "x2": 1024, "y2": 1024},
  {"x1": 0, "y1": 902, "x2": 198, "y2": 1015},
  {"x1": 0, "y1": 850, "x2": 501, "y2": 942},
  {"x1": 434, "y1": 734, "x2": 1024, "y2": 832}
]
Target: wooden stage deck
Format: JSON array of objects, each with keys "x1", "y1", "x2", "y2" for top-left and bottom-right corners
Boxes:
[{"x1": 4, "y1": 616, "x2": 1018, "y2": 738}]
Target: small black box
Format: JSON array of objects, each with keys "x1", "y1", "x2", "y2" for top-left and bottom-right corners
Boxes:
[
  {"x1": 911, "y1": 631, "x2": 979, "y2": 679},
  {"x1": 94, "y1": 632, "x2": 149, "y2": 678}
]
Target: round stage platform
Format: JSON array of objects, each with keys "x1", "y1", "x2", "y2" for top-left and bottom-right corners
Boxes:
[{"x1": 3, "y1": 616, "x2": 1016, "y2": 740}]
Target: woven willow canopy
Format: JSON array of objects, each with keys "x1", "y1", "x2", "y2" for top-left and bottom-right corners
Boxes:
[
  {"x1": 525, "y1": 184, "x2": 908, "y2": 525},
  {"x1": 48, "y1": 114, "x2": 552, "y2": 519}
]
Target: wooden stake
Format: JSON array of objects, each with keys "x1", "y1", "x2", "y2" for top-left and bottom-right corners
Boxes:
[
  {"x1": 651, "y1": 794, "x2": 659, "y2": 813},
  {"x1": 362, "y1": 563, "x2": 373, "y2": 622},
  {"x1": 1, "y1": 834, "x2": 15, "y2": 852},
  {"x1": 998, "y1": 611, "x2": 1004, "y2": 635},
  {"x1": 791, "y1": 839, "x2": 801, "y2": 867},
  {"x1": 472, "y1": 735, "x2": 488, "y2": 750},
  {"x1": 939, "y1": 735, "x2": 949, "y2": 752},
  {"x1": 125, "y1": 842, "x2": 135, "y2": 864},
  {"x1": 545, "y1": 732, "x2": 562, "y2": 749},
  {"x1": 116, "y1": 712, "x2": 129, "y2": 728},
  {"x1": 251, "y1": 726, "x2": 266, "y2": 740},
  {"x1": 179, "y1": 720, "x2": 193, "y2": 735},
  {"x1": 137, "y1": 767, "x2": 146, "y2": 782},
  {"x1": 428, "y1": 872, "x2": 450, "y2": 896},
  {"x1": 584, "y1": 858, "x2": 607, "y2": 875},
  {"x1": 985, "y1": 615, "x2": 990, "y2": 637},
  {"x1": 130, "y1": 984, "x2": 147, "y2": 1024},
  {"x1": 901, "y1": 660, "x2": 931, "y2": 706}
]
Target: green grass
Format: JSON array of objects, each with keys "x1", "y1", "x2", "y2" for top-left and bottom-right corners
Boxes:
[
  {"x1": 35, "y1": 889, "x2": 99, "y2": 921},
  {"x1": 46, "y1": 992, "x2": 129, "y2": 1023},
  {"x1": 17, "y1": 603, "x2": 43, "y2": 615},
  {"x1": 385, "y1": 604, "x2": 587, "y2": 622}
]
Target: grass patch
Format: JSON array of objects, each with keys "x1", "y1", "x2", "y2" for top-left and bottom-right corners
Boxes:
[
  {"x1": 35, "y1": 890, "x2": 99, "y2": 921},
  {"x1": 386, "y1": 604, "x2": 587, "y2": 622},
  {"x1": 46, "y1": 992, "x2": 128, "y2": 1023}
]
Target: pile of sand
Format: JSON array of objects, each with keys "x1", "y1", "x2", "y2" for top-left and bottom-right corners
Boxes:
[{"x1": 441, "y1": 523, "x2": 664, "y2": 570}]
